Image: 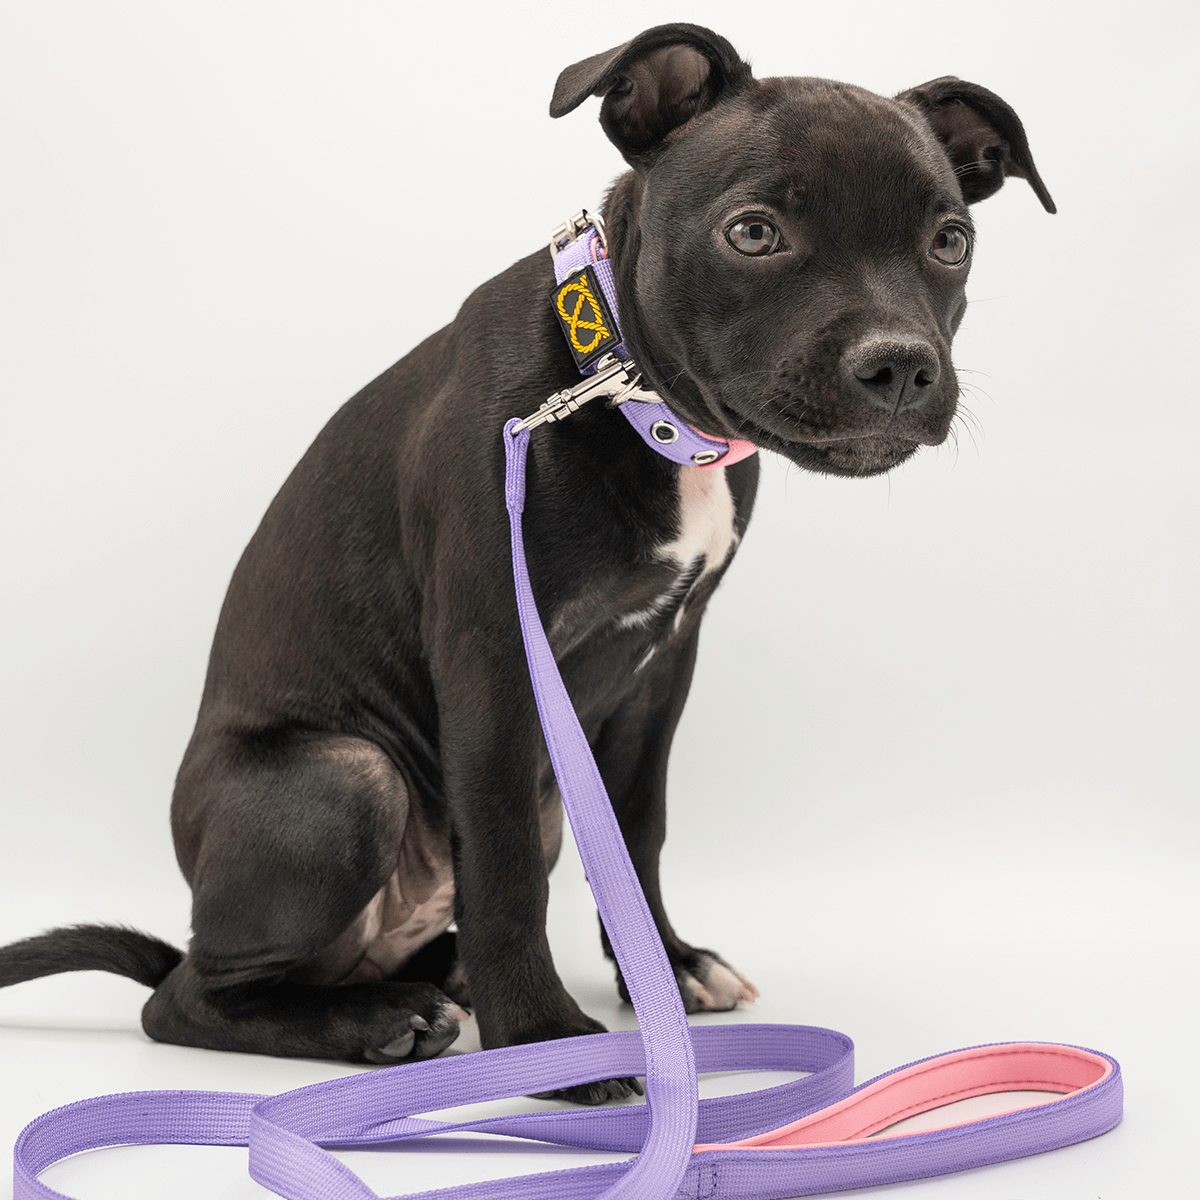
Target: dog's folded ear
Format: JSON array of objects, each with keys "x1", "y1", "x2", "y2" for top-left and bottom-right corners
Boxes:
[
  {"x1": 897, "y1": 78, "x2": 1056, "y2": 213},
  {"x1": 551, "y1": 23, "x2": 752, "y2": 165}
]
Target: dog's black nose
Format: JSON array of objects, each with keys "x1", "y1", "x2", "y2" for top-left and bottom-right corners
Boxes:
[{"x1": 844, "y1": 338, "x2": 940, "y2": 413}]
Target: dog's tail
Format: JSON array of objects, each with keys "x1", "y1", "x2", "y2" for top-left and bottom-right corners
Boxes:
[{"x1": 0, "y1": 924, "x2": 183, "y2": 990}]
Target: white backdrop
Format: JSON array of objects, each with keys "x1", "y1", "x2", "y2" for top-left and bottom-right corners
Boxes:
[{"x1": 1, "y1": 2, "x2": 1196, "y2": 1197}]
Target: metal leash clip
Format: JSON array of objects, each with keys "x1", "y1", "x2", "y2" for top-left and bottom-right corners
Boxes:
[{"x1": 511, "y1": 353, "x2": 659, "y2": 434}]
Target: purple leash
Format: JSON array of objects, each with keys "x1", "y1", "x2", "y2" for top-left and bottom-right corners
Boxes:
[
  {"x1": 10, "y1": 418, "x2": 1123, "y2": 1200},
  {"x1": 12, "y1": 216, "x2": 1123, "y2": 1200},
  {"x1": 499, "y1": 418, "x2": 698, "y2": 1199}
]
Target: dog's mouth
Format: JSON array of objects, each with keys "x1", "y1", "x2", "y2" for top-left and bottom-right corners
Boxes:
[
  {"x1": 793, "y1": 434, "x2": 924, "y2": 476},
  {"x1": 711, "y1": 403, "x2": 929, "y2": 478},
  {"x1": 765, "y1": 434, "x2": 926, "y2": 478}
]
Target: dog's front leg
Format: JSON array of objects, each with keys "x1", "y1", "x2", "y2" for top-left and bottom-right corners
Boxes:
[
  {"x1": 592, "y1": 630, "x2": 760, "y2": 1014},
  {"x1": 434, "y1": 628, "x2": 641, "y2": 1103}
]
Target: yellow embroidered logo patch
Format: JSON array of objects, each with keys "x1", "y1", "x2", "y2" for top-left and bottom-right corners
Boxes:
[{"x1": 550, "y1": 266, "x2": 620, "y2": 368}]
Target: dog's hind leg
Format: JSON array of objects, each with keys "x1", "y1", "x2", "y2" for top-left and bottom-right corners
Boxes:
[{"x1": 146, "y1": 732, "x2": 467, "y2": 1062}]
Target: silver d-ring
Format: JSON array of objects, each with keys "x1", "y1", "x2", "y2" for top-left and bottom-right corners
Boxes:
[
  {"x1": 651, "y1": 420, "x2": 679, "y2": 444},
  {"x1": 691, "y1": 449, "x2": 720, "y2": 465}
]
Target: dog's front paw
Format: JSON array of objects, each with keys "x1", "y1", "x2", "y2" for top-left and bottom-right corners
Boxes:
[
  {"x1": 362, "y1": 987, "x2": 470, "y2": 1064},
  {"x1": 613, "y1": 948, "x2": 759, "y2": 1013},
  {"x1": 517, "y1": 1014, "x2": 643, "y2": 1105},
  {"x1": 676, "y1": 950, "x2": 759, "y2": 1012}
]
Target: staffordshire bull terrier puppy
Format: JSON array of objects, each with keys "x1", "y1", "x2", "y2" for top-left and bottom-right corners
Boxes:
[{"x1": 0, "y1": 24, "x2": 1052, "y2": 1103}]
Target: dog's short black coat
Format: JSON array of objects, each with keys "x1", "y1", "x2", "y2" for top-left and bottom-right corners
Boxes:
[{"x1": 0, "y1": 25, "x2": 1052, "y2": 1103}]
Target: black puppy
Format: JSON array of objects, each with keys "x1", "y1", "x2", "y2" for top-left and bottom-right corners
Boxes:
[{"x1": 0, "y1": 25, "x2": 1052, "y2": 1103}]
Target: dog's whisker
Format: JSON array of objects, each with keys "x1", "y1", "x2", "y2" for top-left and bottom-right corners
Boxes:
[{"x1": 956, "y1": 387, "x2": 992, "y2": 443}]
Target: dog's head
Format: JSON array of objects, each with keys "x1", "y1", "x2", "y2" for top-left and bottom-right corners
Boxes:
[{"x1": 552, "y1": 24, "x2": 1054, "y2": 477}]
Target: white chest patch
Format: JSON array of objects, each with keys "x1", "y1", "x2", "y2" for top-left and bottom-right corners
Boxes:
[{"x1": 618, "y1": 465, "x2": 739, "y2": 639}]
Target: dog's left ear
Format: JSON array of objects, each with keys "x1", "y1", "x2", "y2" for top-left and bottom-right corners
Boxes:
[
  {"x1": 898, "y1": 77, "x2": 1056, "y2": 213},
  {"x1": 550, "y1": 23, "x2": 752, "y2": 166}
]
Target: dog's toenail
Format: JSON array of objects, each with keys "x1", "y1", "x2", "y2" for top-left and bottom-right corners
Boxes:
[{"x1": 379, "y1": 1030, "x2": 416, "y2": 1058}]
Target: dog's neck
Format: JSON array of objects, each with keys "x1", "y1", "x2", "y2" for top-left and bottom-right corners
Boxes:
[{"x1": 549, "y1": 211, "x2": 757, "y2": 472}]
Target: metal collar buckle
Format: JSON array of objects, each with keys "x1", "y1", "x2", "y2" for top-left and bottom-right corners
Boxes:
[{"x1": 549, "y1": 209, "x2": 608, "y2": 259}]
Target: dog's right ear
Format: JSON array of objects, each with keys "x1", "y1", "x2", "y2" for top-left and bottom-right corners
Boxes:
[
  {"x1": 897, "y1": 77, "x2": 1056, "y2": 213},
  {"x1": 550, "y1": 23, "x2": 752, "y2": 166}
]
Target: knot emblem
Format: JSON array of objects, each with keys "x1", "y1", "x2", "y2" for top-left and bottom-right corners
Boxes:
[
  {"x1": 556, "y1": 276, "x2": 611, "y2": 354},
  {"x1": 550, "y1": 265, "x2": 619, "y2": 368}
]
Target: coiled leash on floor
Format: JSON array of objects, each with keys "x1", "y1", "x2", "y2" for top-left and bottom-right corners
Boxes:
[{"x1": 12, "y1": 215, "x2": 1122, "y2": 1200}]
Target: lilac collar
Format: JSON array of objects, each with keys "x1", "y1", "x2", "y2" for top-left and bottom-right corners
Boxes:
[{"x1": 543, "y1": 210, "x2": 758, "y2": 471}]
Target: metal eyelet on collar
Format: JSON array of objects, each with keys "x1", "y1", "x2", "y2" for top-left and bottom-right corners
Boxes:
[
  {"x1": 691, "y1": 449, "x2": 720, "y2": 465},
  {"x1": 651, "y1": 420, "x2": 679, "y2": 444}
]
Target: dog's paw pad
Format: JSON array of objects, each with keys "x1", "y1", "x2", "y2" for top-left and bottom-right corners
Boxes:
[{"x1": 679, "y1": 952, "x2": 759, "y2": 1013}]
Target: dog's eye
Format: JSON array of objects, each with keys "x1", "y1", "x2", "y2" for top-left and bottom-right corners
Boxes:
[
  {"x1": 726, "y1": 217, "x2": 780, "y2": 256},
  {"x1": 930, "y1": 225, "x2": 970, "y2": 265}
]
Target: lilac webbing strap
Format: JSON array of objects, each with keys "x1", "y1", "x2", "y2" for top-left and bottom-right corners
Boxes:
[
  {"x1": 500, "y1": 419, "x2": 699, "y2": 1198},
  {"x1": 10, "y1": 424, "x2": 1122, "y2": 1200}
]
